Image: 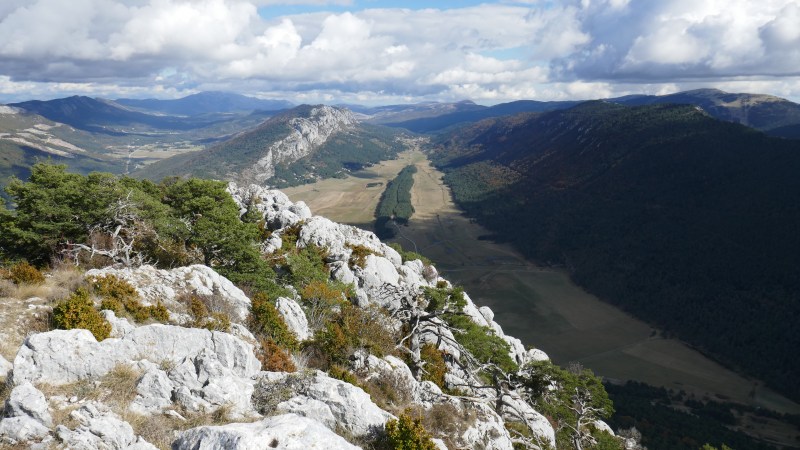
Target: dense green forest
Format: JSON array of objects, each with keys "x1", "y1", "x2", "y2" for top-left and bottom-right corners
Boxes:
[
  {"x1": 428, "y1": 102, "x2": 800, "y2": 404},
  {"x1": 374, "y1": 164, "x2": 417, "y2": 238},
  {"x1": 606, "y1": 381, "x2": 799, "y2": 450}
]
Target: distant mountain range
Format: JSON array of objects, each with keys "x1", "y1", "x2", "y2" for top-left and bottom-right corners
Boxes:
[
  {"x1": 3, "y1": 88, "x2": 800, "y2": 192},
  {"x1": 8, "y1": 96, "x2": 216, "y2": 134},
  {"x1": 428, "y1": 101, "x2": 800, "y2": 403},
  {"x1": 365, "y1": 88, "x2": 800, "y2": 137},
  {"x1": 115, "y1": 91, "x2": 293, "y2": 117}
]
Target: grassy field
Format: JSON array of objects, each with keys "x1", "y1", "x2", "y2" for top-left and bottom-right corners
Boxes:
[
  {"x1": 283, "y1": 149, "x2": 800, "y2": 419},
  {"x1": 282, "y1": 148, "x2": 427, "y2": 226}
]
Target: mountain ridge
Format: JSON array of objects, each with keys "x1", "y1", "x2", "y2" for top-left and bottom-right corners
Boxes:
[{"x1": 428, "y1": 101, "x2": 800, "y2": 404}]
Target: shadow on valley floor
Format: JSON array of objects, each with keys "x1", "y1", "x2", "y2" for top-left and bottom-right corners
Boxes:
[{"x1": 389, "y1": 214, "x2": 800, "y2": 417}]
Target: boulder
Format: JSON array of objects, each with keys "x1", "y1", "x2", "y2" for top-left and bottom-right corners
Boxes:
[
  {"x1": 256, "y1": 371, "x2": 393, "y2": 437},
  {"x1": 297, "y1": 217, "x2": 391, "y2": 264},
  {"x1": 0, "y1": 416, "x2": 51, "y2": 443},
  {"x1": 11, "y1": 324, "x2": 260, "y2": 387},
  {"x1": 130, "y1": 368, "x2": 174, "y2": 415},
  {"x1": 55, "y1": 403, "x2": 158, "y2": 450},
  {"x1": 275, "y1": 297, "x2": 310, "y2": 341},
  {"x1": 227, "y1": 184, "x2": 312, "y2": 230},
  {"x1": 173, "y1": 413, "x2": 360, "y2": 450},
  {"x1": 5, "y1": 382, "x2": 52, "y2": 427}
]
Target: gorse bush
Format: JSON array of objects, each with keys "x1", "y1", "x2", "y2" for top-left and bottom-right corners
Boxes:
[
  {"x1": 309, "y1": 304, "x2": 397, "y2": 368},
  {"x1": 346, "y1": 243, "x2": 375, "y2": 269},
  {"x1": 90, "y1": 274, "x2": 169, "y2": 323},
  {"x1": 52, "y1": 288, "x2": 111, "y2": 341},
  {"x1": 8, "y1": 261, "x2": 45, "y2": 285},
  {"x1": 257, "y1": 338, "x2": 296, "y2": 373},
  {"x1": 384, "y1": 412, "x2": 438, "y2": 450},
  {"x1": 184, "y1": 294, "x2": 230, "y2": 332},
  {"x1": 249, "y1": 292, "x2": 298, "y2": 351},
  {"x1": 419, "y1": 344, "x2": 447, "y2": 389}
]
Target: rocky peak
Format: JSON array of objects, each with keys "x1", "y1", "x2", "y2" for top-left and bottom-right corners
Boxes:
[{"x1": 242, "y1": 105, "x2": 357, "y2": 184}]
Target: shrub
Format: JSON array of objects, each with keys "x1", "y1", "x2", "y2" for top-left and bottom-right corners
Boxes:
[
  {"x1": 328, "y1": 364, "x2": 359, "y2": 386},
  {"x1": 346, "y1": 244, "x2": 375, "y2": 269},
  {"x1": 285, "y1": 245, "x2": 329, "y2": 288},
  {"x1": 419, "y1": 344, "x2": 447, "y2": 389},
  {"x1": 388, "y1": 243, "x2": 431, "y2": 266},
  {"x1": 184, "y1": 294, "x2": 230, "y2": 331},
  {"x1": 384, "y1": 412, "x2": 438, "y2": 450},
  {"x1": 310, "y1": 304, "x2": 397, "y2": 368},
  {"x1": 257, "y1": 338, "x2": 296, "y2": 372},
  {"x1": 360, "y1": 370, "x2": 413, "y2": 413},
  {"x1": 52, "y1": 288, "x2": 111, "y2": 341},
  {"x1": 91, "y1": 275, "x2": 169, "y2": 323},
  {"x1": 8, "y1": 261, "x2": 45, "y2": 285},
  {"x1": 87, "y1": 274, "x2": 137, "y2": 302},
  {"x1": 447, "y1": 314, "x2": 517, "y2": 375},
  {"x1": 249, "y1": 292, "x2": 298, "y2": 350}
]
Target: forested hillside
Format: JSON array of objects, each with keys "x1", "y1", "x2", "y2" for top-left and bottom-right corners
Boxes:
[{"x1": 428, "y1": 102, "x2": 800, "y2": 402}]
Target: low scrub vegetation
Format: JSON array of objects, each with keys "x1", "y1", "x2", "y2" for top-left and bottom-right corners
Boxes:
[{"x1": 52, "y1": 288, "x2": 111, "y2": 341}]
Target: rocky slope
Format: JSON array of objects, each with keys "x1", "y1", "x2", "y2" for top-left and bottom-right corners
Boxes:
[
  {"x1": 0, "y1": 183, "x2": 624, "y2": 449},
  {"x1": 239, "y1": 106, "x2": 357, "y2": 184}
]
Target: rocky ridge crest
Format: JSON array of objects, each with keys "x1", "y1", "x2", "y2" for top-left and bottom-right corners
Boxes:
[
  {"x1": 0, "y1": 183, "x2": 563, "y2": 449},
  {"x1": 241, "y1": 106, "x2": 357, "y2": 184}
]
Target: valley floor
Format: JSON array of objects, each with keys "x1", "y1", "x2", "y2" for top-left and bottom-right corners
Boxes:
[{"x1": 283, "y1": 148, "x2": 800, "y2": 446}]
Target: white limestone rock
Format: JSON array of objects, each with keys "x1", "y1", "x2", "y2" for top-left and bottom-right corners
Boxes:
[
  {"x1": 500, "y1": 393, "x2": 557, "y2": 448},
  {"x1": 103, "y1": 310, "x2": 137, "y2": 338},
  {"x1": 275, "y1": 296, "x2": 310, "y2": 341},
  {"x1": 526, "y1": 348, "x2": 550, "y2": 362},
  {"x1": 5, "y1": 382, "x2": 52, "y2": 427},
  {"x1": 357, "y1": 254, "x2": 400, "y2": 290},
  {"x1": 11, "y1": 324, "x2": 260, "y2": 387},
  {"x1": 87, "y1": 264, "x2": 252, "y2": 323},
  {"x1": 0, "y1": 354, "x2": 12, "y2": 379},
  {"x1": 56, "y1": 402, "x2": 158, "y2": 450},
  {"x1": 329, "y1": 261, "x2": 357, "y2": 286},
  {"x1": 130, "y1": 368, "x2": 174, "y2": 416},
  {"x1": 460, "y1": 401, "x2": 516, "y2": 450},
  {"x1": 257, "y1": 371, "x2": 393, "y2": 437},
  {"x1": 0, "y1": 416, "x2": 51, "y2": 443},
  {"x1": 297, "y1": 216, "x2": 391, "y2": 263},
  {"x1": 173, "y1": 413, "x2": 360, "y2": 450}
]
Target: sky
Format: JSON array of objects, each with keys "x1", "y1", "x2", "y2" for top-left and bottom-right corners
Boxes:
[{"x1": 1, "y1": 0, "x2": 800, "y2": 105}]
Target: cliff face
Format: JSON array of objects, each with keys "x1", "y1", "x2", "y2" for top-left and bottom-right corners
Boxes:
[
  {"x1": 241, "y1": 106, "x2": 357, "y2": 184},
  {"x1": 0, "y1": 184, "x2": 563, "y2": 450}
]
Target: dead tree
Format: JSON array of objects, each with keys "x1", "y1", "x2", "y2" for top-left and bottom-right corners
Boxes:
[{"x1": 63, "y1": 191, "x2": 151, "y2": 267}]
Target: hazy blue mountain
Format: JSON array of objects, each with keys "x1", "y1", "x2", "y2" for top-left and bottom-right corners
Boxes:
[
  {"x1": 115, "y1": 91, "x2": 293, "y2": 116},
  {"x1": 9, "y1": 96, "x2": 217, "y2": 133}
]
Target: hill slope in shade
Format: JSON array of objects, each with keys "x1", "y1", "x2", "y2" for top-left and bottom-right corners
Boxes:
[
  {"x1": 429, "y1": 102, "x2": 800, "y2": 403},
  {"x1": 115, "y1": 91, "x2": 293, "y2": 116},
  {"x1": 384, "y1": 99, "x2": 581, "y2": 133}
]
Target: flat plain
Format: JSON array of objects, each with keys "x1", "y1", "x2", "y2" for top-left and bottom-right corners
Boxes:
[{"x1": 283, "y1": 148, "x2": 800, "y2": 423}]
